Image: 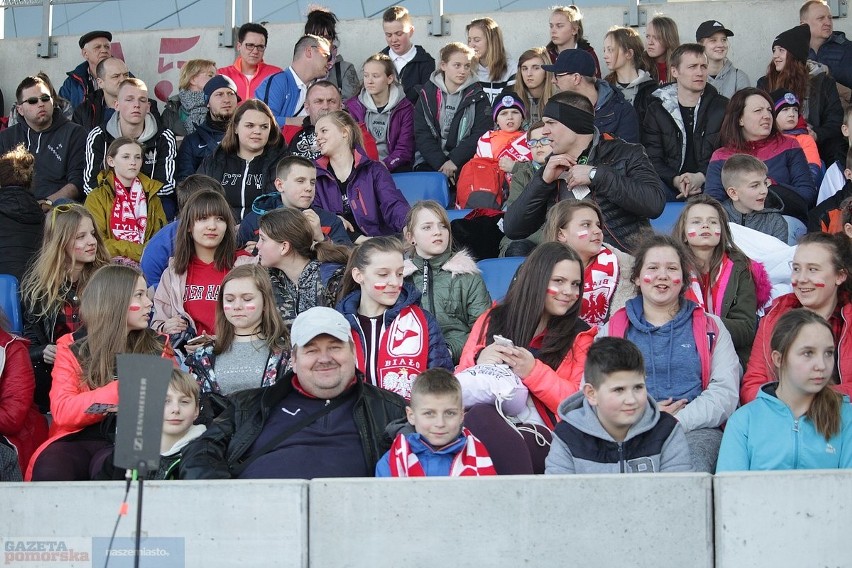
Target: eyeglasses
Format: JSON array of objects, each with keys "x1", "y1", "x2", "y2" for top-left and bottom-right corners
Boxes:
[
  {"x1": 528, "y1": 137, "x2": 552, "y2": 148},
  {"x1": 554, "y1": 72, "x2": 571, "y2": 78},
  {"x1": 311, "y1": 45, "x2": 332, "y2": 62},
  {"x1": 21, "y1": 94, "x2": 51, "y2": 105},
  {"x1": 242, "y1": 43, "x2": 266, "y2": 52}
]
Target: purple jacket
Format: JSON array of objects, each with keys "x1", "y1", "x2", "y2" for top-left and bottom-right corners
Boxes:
[
  {"x1": 345, "y1": 88, "x2": 415, "y2": 173},
  {"x1": 313, "y1": 148, "x2": 410, "y2": 236}
]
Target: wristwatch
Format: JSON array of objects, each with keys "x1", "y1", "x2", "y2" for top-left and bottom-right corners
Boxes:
[{"x1": 588, "y1": 167, "x2": 597, "y2": 182}]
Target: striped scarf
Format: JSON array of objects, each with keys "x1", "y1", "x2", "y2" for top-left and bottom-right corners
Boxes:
[{"x1": 388, "y1": 428, "x2": 497, "y2": 477}]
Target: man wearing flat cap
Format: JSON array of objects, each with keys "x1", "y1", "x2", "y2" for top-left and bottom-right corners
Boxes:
[
  {"x1": 59, "y1": 31, "x2": 113, "y2": 109},
  {"x1": 181, "y1": 307, "x2": 407, "y2": 479},
  {"x1": 503, "y1": 91, "x2": 665, "y2": 255},
  {"x1": 544, "y1": 49, "x2": 640, "y2": 143}
]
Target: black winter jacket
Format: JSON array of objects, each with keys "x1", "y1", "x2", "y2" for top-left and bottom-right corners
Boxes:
[
  {"x1": 414, "y1": 79, "x2": 491, "y2": 170},
  {"x1": 179, "y1": 370, "x2": 407, "y2": 479},
  {"x1": 197, "y1": 142, "x2": 288, "y2": 222},
  {"x1": 175, "y1": 116, "x2": 227, "y2": 181},
  {"x1": 380, "y1": 45, "x2": 436, "y2": 103},
  {"x1": 0, "y1": 186, "x2": 43, "y2": 283},
  {"x1": 503, "y1": 130, "x2": 665, "y2": 255},
  {"x1": 641, "y1": 83, "x2": 728, "y2": 199}
]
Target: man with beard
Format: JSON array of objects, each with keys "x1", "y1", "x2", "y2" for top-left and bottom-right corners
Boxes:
[
  {"x1": 0, "y1": 76, "x2": 86, "y2": 207},
  {"x1": 176, "y1": 75, "x2": 239, "y2": 181}
]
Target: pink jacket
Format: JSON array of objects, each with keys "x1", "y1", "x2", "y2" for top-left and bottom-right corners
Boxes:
[{"x1": 218, "y1": 58, "x2": 283, "y2": 101}]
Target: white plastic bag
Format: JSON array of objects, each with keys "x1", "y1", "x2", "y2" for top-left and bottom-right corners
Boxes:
[{"x1": 455, "y1": 364, "x2": 529, "y2": 417}]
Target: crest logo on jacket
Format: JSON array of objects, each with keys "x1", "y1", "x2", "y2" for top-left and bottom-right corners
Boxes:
[
  {"x1": 145, "y1": 149, "x2": 156, "y2": 166},
  {"x1": 387, "y1": 311, "x2": 424, "y2": 356}
]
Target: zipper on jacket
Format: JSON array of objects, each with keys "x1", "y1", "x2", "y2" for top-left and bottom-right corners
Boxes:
[
  {"x1": 793, "y1": 418, "x2": 800, "y2": 467},
  {"x1": 618, "y1": 442, "x2": 625, "y2": 473},
  {"x1": 241, "y1": 160, "x2": 251, "y2": 220}
]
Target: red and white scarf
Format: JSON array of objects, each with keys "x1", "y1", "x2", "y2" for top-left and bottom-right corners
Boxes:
[
  {"x1": 388, "y1": 427, "x2": 497, "y2": 477},
  {"x1": 685, "y1": 254, "x2": 733, "y2": 316},
  {"x1": 581, "y1": 245, "x2": 619, "y2": 326},
  {"x1": 109, "y1": 177, "x2": 148, "y2": 244},
  {"x1": 352, "y1": 305, "x2": 431, "y2": 400}
]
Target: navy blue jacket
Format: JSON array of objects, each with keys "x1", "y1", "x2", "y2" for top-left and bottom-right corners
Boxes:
[
  {"x1": 594, "y1": 80, "x2": 640, "y2": 144},
  {"x1": 237, "y1": 192, "x2": 352, "y2": 247},
  {"x1": 810, "y1": 31, "x2": 852, "y2": 90},
  {"x1": 175, "y1": 116, "x2": 227, "y2": 182}
]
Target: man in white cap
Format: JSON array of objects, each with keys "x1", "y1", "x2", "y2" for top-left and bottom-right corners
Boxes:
[{"x1": 181, "y1": 307, "x2": 407, "y2": 479}]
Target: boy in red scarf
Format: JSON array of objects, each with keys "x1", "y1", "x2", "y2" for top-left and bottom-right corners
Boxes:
[{"x1": 375, "y1": 369, "x2": 496, "y2": 477}]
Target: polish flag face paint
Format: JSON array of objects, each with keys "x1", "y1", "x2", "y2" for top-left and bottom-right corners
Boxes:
[
  {"x1": 576, "y1": 230, "x2": 589, "y2": 239},
  {"x1": 128, "y1": 305, "x2": 142, "y2": 312},
  {"x1": 671, "y1": 278, "x2": 682, "y2": 285},
  {"x1": 546, "y1": 286, "x2": 560, "y2": 296},
  {"x1": 687, "y1": 229, "x2": 698, "y2": 238},
  {"x1": 245, "y1": 304, "x2": 257, "y2": 311},
  {"x1": 814, "y1": 282, "x2": 826, "y2": 288},
  {"x1": 713, "y1": 229, "x2": 721, "y2": 236},
  {"x1": 223, "y1": 305, "x2": 233, "y2": 311},
  {"x1": 373, "y1": 283, "x2": 388, "y2": 291},
  {"x1": 642, "y1": 275, "x2": 654, "y2": 283}
]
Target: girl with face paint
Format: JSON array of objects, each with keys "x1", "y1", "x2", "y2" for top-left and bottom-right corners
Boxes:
[
  {"x1": 672, "y1": 195, "x2": 768, "y2": 369},
  {"x1": 336, "y1": 236, "x2": 454, "y2": 400},
  {"x1": 598, "y1": 234, "x2": 741, "y2": 473},
  {"x1": 542, "y1": 200, "x2": 635, "y2": 326},
  {"x1": 458, "y1": 242, "x2": 596, "y2": 474},
  {"x1": 186, "y1": 264, "x2": 289, "y2": 401},
  {"x1": 28, "y1": 265, "x2": 175, "y2": 481},
  {"x1": 741, "y1": 232, "x2": 852, "y2": 405}
]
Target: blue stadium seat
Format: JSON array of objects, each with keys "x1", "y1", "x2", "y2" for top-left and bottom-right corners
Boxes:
[
  {"x1": 0, "y1": 274, "x2": 22, "y2": 334},
  {"x1": 476, "y1": 257, "x2": 525, "y2": 302},
  {"x1": 446, "y1": 209, "x2": 472, "y2": 221},
  {"x1": 650, "y1": 202, "x2": 686, "y2": 235},
  {"x1": 391, "y1": 172, "x2": 450, "y2": 208}
]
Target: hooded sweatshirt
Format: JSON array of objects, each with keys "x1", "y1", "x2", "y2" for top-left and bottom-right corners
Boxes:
[
  {"x1": 721, "y1": 193, "x2": 788, "y2": 243},
  {"x1": 545, "y1": 390, "x2": 693, "y2": 474},
  {"x1": 83, "y1": 112, "x2": 177, "y2": 198},
  {"x1": 0, "y1": 107, "x2": 87, "y2": 199},
  {"x1": 707, "y1": 59, "x2": 751, "y2": 99},
  {"x1": 345, "y1": 83, "x2": 415, "y2": 172}
]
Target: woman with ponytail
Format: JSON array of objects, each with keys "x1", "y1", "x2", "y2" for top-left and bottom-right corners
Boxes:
[
  {"x1": 718, "y1": 308, "x2": 852, "y2": 471},
  {"x1": 255, "y1": 207, "x2": 350, "y2": 327}
]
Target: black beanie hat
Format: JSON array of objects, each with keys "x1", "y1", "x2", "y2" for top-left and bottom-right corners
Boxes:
[{"x1": 772, "y1": 24, "x2": 810, "y2": 65}]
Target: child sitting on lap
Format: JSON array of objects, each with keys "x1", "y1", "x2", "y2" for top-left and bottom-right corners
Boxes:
[
  {"x1": 375, "y1": 368, "x2": 496, "y2": 477},
  {"x1": 545, "y1": 337, "x2": 693, "y2": 474}
]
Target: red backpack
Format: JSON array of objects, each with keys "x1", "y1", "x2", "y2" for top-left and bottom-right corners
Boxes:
[{"x1": 455, "y1": 157, "x2": 505, "y2": 209}]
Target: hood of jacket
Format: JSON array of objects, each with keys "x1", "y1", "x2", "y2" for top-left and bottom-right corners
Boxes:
[
  {"x1": 0, "y1": 186, "x2": 43, "y2": 225},
  {"x1": 161, "y1": 423, "x2": 207, "y2": 457},
  {"x1": 403, "y1": 248, "x2": 481, "y2": 278},
  {"x1": 13, "y1": 107, "x2": 73, "y2": 143},
  {"x1": 338, "y1": 281, "x2": 423, "y2": 326},
  {"x1": 357, "y1": 82, "x2": 406, "y2": 114},
  {"x1": 250, "y1": 191, "x2": 284, "y2": 215},
  {"x1": 430, "y1": 69, "x2": 478, "y2": 94},
  {"x1": 557, "y1": 390, "x2": 663, "y2": 443},
  {"x1": 105, "y1": 110, "x2": 160, "y2": 144},
  {"x1": 621, "y1": 69, "x2": 655, "y2": 89},
  {"x1": 595, "y1": 79, "x2": 617, "y2": 110}
]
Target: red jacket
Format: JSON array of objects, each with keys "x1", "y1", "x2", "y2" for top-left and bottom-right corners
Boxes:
[
  {"x1": 740, "y1": 293, "x2": 852, "y2": 404},
  {"x1": 0, "y1": 331, "x2": 47, "y2": 474},
  {"x1": 218, "y1": 58, "x2": 283, "y2": 101},
  {"x1": 458, "y1": 308, "x2": 597, "y2": 429}
]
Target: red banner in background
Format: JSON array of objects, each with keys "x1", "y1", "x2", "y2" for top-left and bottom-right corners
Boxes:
[{"x1": 154, "y1": 36, "x2": 201, "y2": 102}]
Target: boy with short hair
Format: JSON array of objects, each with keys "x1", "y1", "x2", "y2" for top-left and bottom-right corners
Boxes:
[
  {"x1": 375, "y1": 368, "x2": 496, "y2": 477},
  {"x1": 380, "y1": 6, "x2": 436, "y2": 103},
  {"x1": 499, "y1": 121, "x2": 552, "y2": 256},
  {"x1": 720, "y1": 154, "x2": 789, "y2": 242},
  {"x1": 545, "y1": 337, "x2": 692, "y2": 474},
  {"x1": 237, "y1": 155, "x2": 351, "y2": 247},
  {"x1": 159, "y1": 369, "x2": 206, "y2": 479},
  {"x1": 809, "y1": 145, "x2": 852, "y2": 233}
]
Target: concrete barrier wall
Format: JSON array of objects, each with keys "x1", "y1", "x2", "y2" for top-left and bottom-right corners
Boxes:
[
  {"x1": 0, "y1": 0, "x2": 848, "y2": 108},
  {"x1": 714, "y1": 470, "x2": 852, "y2": 568},
  {"x1": 310, "y1": 474, "x2": 714, "y2": 568},
  {"x1": 0, "y1": 480, "x2": 308, "y2": 568},
  {"x1": 4, "y1": 472, "x2": 851, "y2": 567}
]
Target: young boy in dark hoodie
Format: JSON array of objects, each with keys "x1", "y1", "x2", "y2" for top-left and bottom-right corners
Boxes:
[
  {"x1": 545, "y1": 337, "x2": 693, "y2": 474},
  {"x1": 413, "y1": 42, "x2": 491, "y2": 185}
]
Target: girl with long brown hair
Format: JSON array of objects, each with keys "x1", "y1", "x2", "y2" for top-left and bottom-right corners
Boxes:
[
  {"x1": 27, "y1": 264, "x2": 171, "y2": 480},
  {"x1": 509, "y1": 47, "x2": 554, "y2": 129},
  {"x1": 718, "y1": 308, "x2": 852, "y2": 471},
  {"x1": 466, "y1": 17, "x2": 516, "y2": 104}
]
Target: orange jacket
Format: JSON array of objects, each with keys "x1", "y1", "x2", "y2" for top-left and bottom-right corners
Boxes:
[{"x1": 218, "y1": 58, "x2": 283, "y2": 101}]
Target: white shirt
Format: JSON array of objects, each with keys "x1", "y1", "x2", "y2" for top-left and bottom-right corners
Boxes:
[
  {"x1": 392, "y1": 45, "x2": 417, "y2": 75},
  {"x1": 290, "y1": 67, "x2": 308, "y2": 117}
]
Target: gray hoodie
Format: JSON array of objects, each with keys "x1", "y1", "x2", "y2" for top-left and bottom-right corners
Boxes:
[
  {"x1": 707, "y1": 59, "x2": 751, "y2": 99},
  {"x1": 429, "y1": 70, "x2": 479, "y2": 153},
  {"x1": 614, "y1": 69, "x2": 655, "y2": 105},
  {"x1": 544, "y1": 391, "x2": 693, "y2": 474},
  {"x1": 357, "y1": 83, "x2": 406, "y2": 162},
  {"x1": 721, "y1": 193, "x2": 788, "y2": 243}
]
